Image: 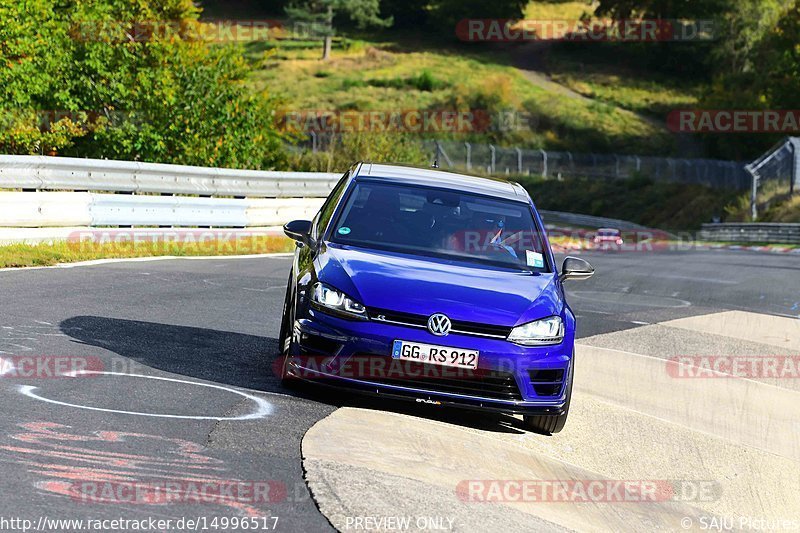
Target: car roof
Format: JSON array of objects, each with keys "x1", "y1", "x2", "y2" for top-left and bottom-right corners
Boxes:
[{"x1": 353, "y1": 163, "x2": 530, "y2": 203}]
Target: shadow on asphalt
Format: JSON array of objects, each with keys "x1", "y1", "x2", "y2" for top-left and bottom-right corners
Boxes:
[{"x1": 60, "y1": 316, "x2": 527, "y2": 435}]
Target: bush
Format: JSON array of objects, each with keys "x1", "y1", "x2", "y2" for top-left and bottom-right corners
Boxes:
[
  {"x1": 0, "y1": 0, "x2": 288, "y2": 169},
  {"x1": 366, "y1": 70, "x2": 445, "y2": 91}
]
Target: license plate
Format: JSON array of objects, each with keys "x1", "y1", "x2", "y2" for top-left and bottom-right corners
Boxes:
[{"x1": 391, "y1": 340, "x2": 479, "y2": 370}]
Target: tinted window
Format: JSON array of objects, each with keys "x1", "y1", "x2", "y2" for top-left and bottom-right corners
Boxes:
[{"x1": 330, "y1": 181, "x2": 549, "y2": 271}]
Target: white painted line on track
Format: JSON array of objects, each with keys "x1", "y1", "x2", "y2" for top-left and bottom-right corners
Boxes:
[
  {"x1": 570, "y1": 290, "x2": 692, "y2": 308},
  {"x1": 18, "y1": 371, "x2": 275, "y2": 420}
]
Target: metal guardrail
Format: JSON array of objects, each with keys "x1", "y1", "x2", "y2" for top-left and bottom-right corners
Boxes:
[
  {"x1": 1, "y1": 154, "x2": 795, "y2": 242},
  {"x1": 0, "y1": 192, "x2": 324, "y2": 228},
  {"x1": 699, "y1": 223, "x2": 800, "y2": 244},
  {"x1": 0, "y1": 155, "x2": 340, "y2": 197}
]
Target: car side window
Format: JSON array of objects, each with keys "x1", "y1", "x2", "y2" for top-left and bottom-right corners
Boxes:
[{"x1": 313, "y1": 171, "x2": 350, "y2": 240}]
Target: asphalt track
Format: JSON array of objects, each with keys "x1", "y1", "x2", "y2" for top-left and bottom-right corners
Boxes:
[{"x1": 0, "y1": 248, "x2": 797, "y2": 532}]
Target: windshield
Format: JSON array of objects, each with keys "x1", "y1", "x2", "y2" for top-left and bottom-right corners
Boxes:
[{"x1": 328, "y1": 180, "x2": 550, "y2": 272}]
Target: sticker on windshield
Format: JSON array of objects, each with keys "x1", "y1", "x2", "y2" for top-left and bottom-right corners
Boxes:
[
  {"x1": 526, "y1": 251, "x2": 544, "y2": 268},
  {"x1": 338, "y1": 227, "x2": 351, "y2": 235}
]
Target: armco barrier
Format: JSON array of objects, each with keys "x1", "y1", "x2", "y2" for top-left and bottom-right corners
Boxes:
[
  {"x1": 89, "y1": 194, "x2": 250, "y2": 227},
  {"x1": 0, "y1": 155, "x2": 340, "y2": 197},
  {"x1": 0, "y1": 192, "x2": 324, "y2": 228},
  {"x1": 0, "y1": 155, "x2": 672, "y2": 235},
  {"x1": 699, "y1": 223, "x2": 800, "y2": 244},
  {"x1": 0, "y1": 192, "x2": 92, "y2": 227},
  {"x1": 247, "y1": 198, "x2": 325, "y2": 227}
]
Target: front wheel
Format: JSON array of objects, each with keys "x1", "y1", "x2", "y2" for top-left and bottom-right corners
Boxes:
[{"x1": 523, "y1": 360, "x2": 574, "y2": 435}]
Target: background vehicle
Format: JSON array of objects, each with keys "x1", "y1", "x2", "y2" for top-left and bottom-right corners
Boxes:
[{"x1": 593, "y1": 228, "x2": 624, "y2": 247}]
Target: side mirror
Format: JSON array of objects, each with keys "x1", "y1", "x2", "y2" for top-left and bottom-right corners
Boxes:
[
  {"x1": 559, "y1": 256, "x2": 594, "y2": 282},
  {"x1": 284, "y1": 220, "x2": 313, "y2": 247}
]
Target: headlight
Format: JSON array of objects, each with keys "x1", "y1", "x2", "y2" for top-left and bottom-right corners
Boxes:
[
  {"x1": 311, "y1": 282, "x2": 367, "y2": 319},
  {"x1": 507, "y1": 316, "x2": 564, "y2": 346}
]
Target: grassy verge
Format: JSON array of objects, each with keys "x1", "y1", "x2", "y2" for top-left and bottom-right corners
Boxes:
[
  {"x1": 0, "y1": 236, "x2": 293, "y2": 269},
  {"x1": 547, "y1": 55, "x2": 700, "y2": 118},
  {"x1": 247, "y1": 34, "x2": 673, "y2": 155},
  {"x1": 725, "y1": 184, "x2": 800, "y2": 223}
]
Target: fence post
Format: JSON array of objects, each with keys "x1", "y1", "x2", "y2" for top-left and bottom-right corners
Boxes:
[
  {"x1": 437, "y1": 142, "x2": 454, "y2": 168},
  {"x1": 516, "y1": 148, "x2": 522, "y2": 174},
  {"x1": 464, "y1": 142, "x2": 472, "y2": 171},
  {"x1": 746, "y1": 164, "x2": 759, "y2": 221},
  {"x1": 310, "y1": 132, "x2": 317, "y2": 154},
  {"x1": 635, "y1": 156, "x2": 641, "y2": 173},
  {"x1": 489, "y1": 145, "x2": 496, "y2": 174},
  {"x1": 539, "y1": 149, "x2": 548, "y2": 178},
  {"x1": 790, "y1": 137, "x2": 799, "y2": 195}
]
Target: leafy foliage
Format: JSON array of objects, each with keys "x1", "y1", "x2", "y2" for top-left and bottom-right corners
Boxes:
[
  {"x1": 0, "y1": 0, "x2": 287, "y2": 168},
  {"x1": 286, "y1": 0, "x2": 392, "y2": 38}
]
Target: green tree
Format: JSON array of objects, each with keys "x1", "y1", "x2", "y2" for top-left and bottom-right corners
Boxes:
[
  {"x1": 423, "y1": 0, "x2": 528, "y2": 30},
  {"x1": 0, "y1": 0, "x2": 288, "y2": 168},
  {"x1": 594, "y1": 0, "x2": 731, "y2": 18},
  {"x1": 285, "y1": 0, "x2": 392, "y2": 59}
]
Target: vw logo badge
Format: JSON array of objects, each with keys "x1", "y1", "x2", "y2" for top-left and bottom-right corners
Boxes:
[{"x1": 427, "y1": 313, "x2": 451, "y2": 336}]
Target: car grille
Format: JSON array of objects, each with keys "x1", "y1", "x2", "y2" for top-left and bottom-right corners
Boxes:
[
  {"x1": 360, "y1": 359, "x2": 523, "y2": 401},
  {"x1": 367, "y1": 307, "x2": 512, "y2": 339}
]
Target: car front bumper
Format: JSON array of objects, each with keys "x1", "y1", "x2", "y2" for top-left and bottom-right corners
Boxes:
[{"x1": 285, "y1": 307, "x2": 574, "y2": 416}]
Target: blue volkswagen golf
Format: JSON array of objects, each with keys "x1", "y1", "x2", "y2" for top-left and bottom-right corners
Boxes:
[{"x1": 277, "y1": 163, "x2": 594, "y2": 434}]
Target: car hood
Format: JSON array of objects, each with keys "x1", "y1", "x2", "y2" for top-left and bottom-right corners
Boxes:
[{"x1": 317, "y1": 245, "x2": 562, "y2": 327}]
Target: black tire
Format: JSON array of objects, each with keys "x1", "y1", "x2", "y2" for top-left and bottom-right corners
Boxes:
[
  {"x1": 523, "y1": 360, "x2": 574, "y2": 435},
  {"x1": 276, "y1": 272, "x2": 295, "y2": 385}
]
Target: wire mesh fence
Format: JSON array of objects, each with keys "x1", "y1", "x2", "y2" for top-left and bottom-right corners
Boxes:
[
  {"x1": 428, "y1": 140, "x2": 751, "y2": 190},
  {"x1": 297, "y1": 134, "x2": 800, "y2": 220},
  {"x1": 745, "y1": 138, "x2": 799, "y2": 219}
]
